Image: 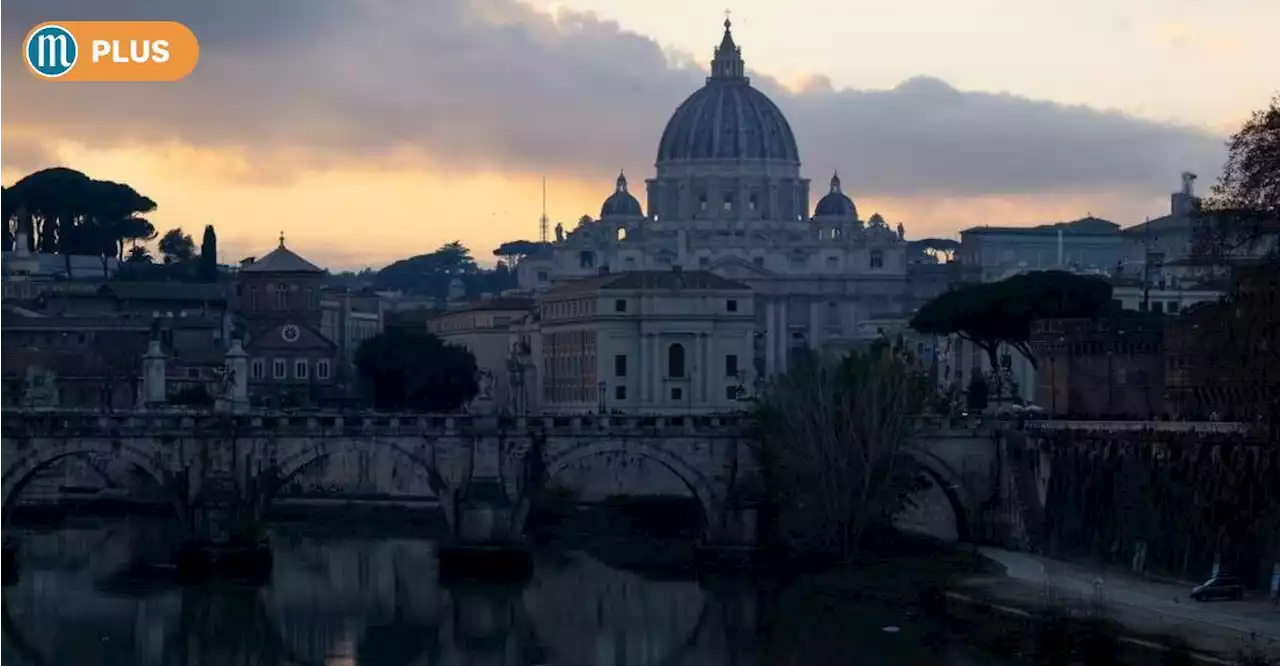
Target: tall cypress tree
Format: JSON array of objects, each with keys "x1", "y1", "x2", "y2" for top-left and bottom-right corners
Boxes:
[{"x1": 199, "y1": 224, "x2": 218, "y2": 282}]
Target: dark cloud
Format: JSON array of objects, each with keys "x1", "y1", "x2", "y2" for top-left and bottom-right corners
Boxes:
[{"x1": 1, "y1": 0, "x2": 1226, "y2": 198}]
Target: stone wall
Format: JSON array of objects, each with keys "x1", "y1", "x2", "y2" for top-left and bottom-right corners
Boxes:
[{"x1": 1001, "y1": 426, "x2": 1279, "y2": 587}]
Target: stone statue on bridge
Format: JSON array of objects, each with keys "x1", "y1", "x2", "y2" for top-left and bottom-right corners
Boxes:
[{"x1": 20, "y1": 367, "x2": 59, "y2": 408}]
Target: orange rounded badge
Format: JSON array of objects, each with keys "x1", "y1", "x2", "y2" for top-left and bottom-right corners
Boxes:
[{"x1": 24, "y1": 21, "x2": 199, "y2": 82}]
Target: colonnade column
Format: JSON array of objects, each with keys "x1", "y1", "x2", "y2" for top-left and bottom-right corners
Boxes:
[
  {"x1": 639, "y1": 331, "x2": 651, "y2": 408},
  {"x1": 701, "y1": 332, "x2": 713, "y2": 405},
  {"x1": 764, "y1": 300, "x2": 777, "y2": 376},
  {"x1": 650, "y1": 334, "x2": 663, "y2": 408},
  {"x1": 809, "y1": 301, "x2": 822, "y2": 350},
  {"x1": 775, "y1": 300, "x2": 789, "y2": 372}
]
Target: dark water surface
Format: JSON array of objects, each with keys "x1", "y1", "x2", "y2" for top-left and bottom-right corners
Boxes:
[{"x1": 2, "y1": 517, "x2": 1006, "y2": 665}]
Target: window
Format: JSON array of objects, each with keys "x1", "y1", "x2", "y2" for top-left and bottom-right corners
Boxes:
[
  {"x1": 317, "y1": 359, "x2": 331, "y2": 380},
  {"x1": 870, "y1": 250, "x2": 884, "y2": 269},
  {"x1": 614, "y1": 385, "x2": 627, "y2": 400},
  {"x1": 1152, "y1": 301, "x2": 1164, "y2": 314},
  {"x1": 671, "y1": 387, "x2": 683, "y2": 400},
  {"x1": 614, "y1": 298, "x2": 627, "y2": 313},
  {"x1": 615, "y1": 354, "x2": 627, "y2": 378},
  {"x1": 579, "y1": 251, "x2": 595, "y2": 269},
  {"x1": 725, "y1": 354, "x2": 739, "y2": 377},
  {"x1": 295, "y1": 359, "x2": 309, "y2": 379},
  {"x1": 616, "y1": 227, "x2": 627, "y2": 241},
  {"x1": 699, "y1": 195, "x2": 708, "y2": 211},
  {"x1": 668, "y1": 343, "x2": 686, "y2": 378},
  {"x1": 726, "y1": 299, "x2": 738, "y2": 312},
  {"x1": 537, "y1": 271, "x2": 548, "y2": 283},
  {"x1": 726, "y1": 385, "x2": 740, "y2": 400},
  {"x1": 250, "y1": 359, "x2": 265, "y2": 380},
  {"x1": 272, "y1": 358, "x2": 286, "y2": 379},
  {"x1": 722, "y1": 193, "x2": 733, "y2": 211},
  {"x1": 274, "y1": 285, "x2": 289, "y2": 310}
]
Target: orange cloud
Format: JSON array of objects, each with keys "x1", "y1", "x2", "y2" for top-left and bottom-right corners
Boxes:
[{"x1": 2, "y1": 138, "x2": 1168, "y2": 270}]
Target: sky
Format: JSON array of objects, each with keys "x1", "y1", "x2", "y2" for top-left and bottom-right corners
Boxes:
[{"x1": 2, "y1": 0, "x2": 1276, "y2": 271}]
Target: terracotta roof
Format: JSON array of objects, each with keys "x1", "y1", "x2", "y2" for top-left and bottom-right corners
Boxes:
[
  {"x1": 434, "y1": 297, "x2": 533, "y2": 316},
  {"x1": 240, "y1": 242, "x2": 323, "y2": 274},
  {"x1": 548, "y1": 270, "x2": 750, "y2": 294}
]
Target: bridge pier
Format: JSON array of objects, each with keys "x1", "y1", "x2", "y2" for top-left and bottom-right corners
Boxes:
[
  {"x1": 173, "y1": 471, "x2": 272, "y2": 585},
  {"x1": 439, "y1": 436, "x2": 533, "y2": 584},
  {"x1": 696, "y1": 501, "x2": 764, "y2": 572}
]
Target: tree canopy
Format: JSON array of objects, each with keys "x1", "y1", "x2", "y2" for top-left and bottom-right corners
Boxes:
[
  {"x1": 910, "y1": 270, "x2": 1113, "y2": 369},
  {"x1": 199, "y1": 224, "x2": 219, "y2": 282},
  {"x1": 373, "y1": 241, "x2": 515, "y2": 299},
  {"x1": 158, "y1": 228, "x2": 196, "y2": 264},
  {"x1": 354, "y1": 328, "x2": 479, "y2": 412},
  {"x1": 493, "y1": 239, "x2": 549, "y2": 264},
  {"x1": 3, "y1": 167, "x2": 158, "y2": 277},
  {"x1": 1195, "y1": 94, "x2": 1280, "y2": 256}
]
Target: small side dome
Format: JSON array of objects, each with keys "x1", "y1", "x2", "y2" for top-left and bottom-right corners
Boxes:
[
  {"x1": 814, "y1": 172, "x2": 857, "y2": 218},
  {"x1": 601, "y1": 171, "x2": 643, "y2": 218}
]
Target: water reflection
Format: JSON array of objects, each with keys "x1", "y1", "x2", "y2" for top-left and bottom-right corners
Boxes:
[{"x1": 2, "y1": 518, "x2": 1003, "y2": 666}]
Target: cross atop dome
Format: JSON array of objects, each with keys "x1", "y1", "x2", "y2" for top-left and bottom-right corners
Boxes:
[
  {"x1": 830, "y1": 171, "x2": 842, "y2": 193},
  {"x1": 710, "y1": 14, "x2": 746, "y2": 81},
  {"x1": 616, "y1": 170, "x2": 629, "y2": 193}
]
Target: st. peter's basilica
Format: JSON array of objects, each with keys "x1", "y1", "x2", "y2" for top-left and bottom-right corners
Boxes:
[{"x1": 518, "y1": 18, "x2": 944, "y2": 379}]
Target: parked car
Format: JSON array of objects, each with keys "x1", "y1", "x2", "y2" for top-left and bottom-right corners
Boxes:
[{"x1": 1190, "y1": 575, "x2": 1245, "y2": 601}]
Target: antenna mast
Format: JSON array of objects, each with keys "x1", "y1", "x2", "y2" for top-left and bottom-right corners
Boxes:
[{"x1": 539, "y1": 176, "x2": 549, "y2": 244}]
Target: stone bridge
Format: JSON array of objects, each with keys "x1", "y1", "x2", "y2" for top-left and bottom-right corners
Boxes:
[
  {"x1": 1, "y1": 410, "x2": 763, "y2": 548},
  {"x1": 1, "y1": 409, "x2": 1012, "y2": 549}
]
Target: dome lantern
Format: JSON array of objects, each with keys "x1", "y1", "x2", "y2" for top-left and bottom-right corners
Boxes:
[{"x1": 710, "y1": 15, "x2": 746, "y2": 81}]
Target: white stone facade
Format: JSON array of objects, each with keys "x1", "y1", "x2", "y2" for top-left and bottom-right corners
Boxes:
[{"x1": 534, "y1": 271, "x2": 755, "y2": 415}]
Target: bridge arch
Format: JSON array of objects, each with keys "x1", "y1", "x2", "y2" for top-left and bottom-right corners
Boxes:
[
  {"x1": 512, "y1": 439, "x2": 720, "y2": 540},
  {"x1": 902, "y1": 447, "x2": 972, "y2": 543},
  {"x1": 264, "y1": 437, "x2": 455, "y2": 527},
  {"x1": 0, "y1": 439, "x2": 184, "y2": 529}
]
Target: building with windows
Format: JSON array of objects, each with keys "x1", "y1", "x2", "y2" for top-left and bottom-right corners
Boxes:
[
  {"x1": 517, "y1": 19, "x2": 932, "y2": 379},
  {"x1": 238, "y1": 235, "x2": 338, "y2": 407},
  {"x1": 426, "y1": 296, "x2": 534, "y2": 415},
  {"x1": 958, "y1": 216, "x2": 1124, "y2": 282},
  {"x1": 528, "y1": 269, "x2": 754, "y2": 415}
]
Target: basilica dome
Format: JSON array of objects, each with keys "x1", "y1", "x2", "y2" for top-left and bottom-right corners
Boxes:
[
  {"x1": 601, "y1": 171, "x2": 643, "y2": 217},
  {"x1": 814, "y1": 173, "x2": 857, "y2": 218},
  {"x1": 655, "y1": 19, "x2": 800, "y2": 166}
]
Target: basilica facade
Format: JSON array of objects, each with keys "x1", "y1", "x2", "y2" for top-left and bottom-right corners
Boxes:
[{"x1": 518, "y1": 19, "x2": 937, "y2": 382}]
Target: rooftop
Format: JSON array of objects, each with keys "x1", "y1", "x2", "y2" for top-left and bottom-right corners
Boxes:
[
  {"x1": 962, "y1": 216, "x2": 1120, "y2": 237},
  {"x1": 240, "y1": 234, "x2": 323, "y2": 274}
]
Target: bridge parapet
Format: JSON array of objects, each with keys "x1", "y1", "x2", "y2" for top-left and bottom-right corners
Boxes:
[
  {"x1": 1022, "y1": 420, "x2": 1251, "y2": 435},
  {"x1": 0, "y1": 409, "x2": 752, "y2": 439}
]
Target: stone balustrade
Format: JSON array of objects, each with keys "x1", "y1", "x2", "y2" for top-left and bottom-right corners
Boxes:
[
  {"x1": 0, "y1": 409, "x2": 752, "y2": 439},
  {"x1": 1022, "y1": 420, "x2": 1252, "y2": 434}
]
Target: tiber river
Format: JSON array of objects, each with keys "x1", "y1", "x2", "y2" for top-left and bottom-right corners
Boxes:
[{"x1": 2, "y1": 516, "x2": 1006, "y2": 666}]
